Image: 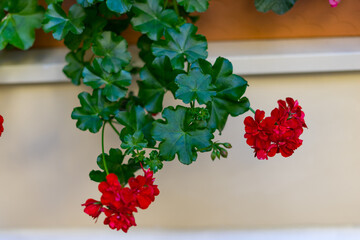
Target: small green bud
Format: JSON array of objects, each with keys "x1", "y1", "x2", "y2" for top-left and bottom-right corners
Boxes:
[
  {"x1": 223, "y1": 143, "x2": 232, "y2": 149},
  {"x1": 211, "y1": 151, "x2": 216, "y2": 160},
  {"x1": 215, "y1": 149, "x2": 220, "y2": 159},
  {"x1": 220, "y1": 149, "x2": 228, "y2": 158}
]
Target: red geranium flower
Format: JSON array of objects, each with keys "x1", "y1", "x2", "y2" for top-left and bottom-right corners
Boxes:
[
  {"x1": 129, "y1": 167, "x2": 160, "y2": 209},
  {"x1": 82, "y1": 169, "x2": 159, "y2": 232},
  {"x1": 244, "y1": 98, "x2": 307, "y2": 160},
  {"x1": 82, "y1": 198, "x2": 103, "y2": 220},
  {"x1": 0, "y1": 115, "x2": 4, "y2": 137}
]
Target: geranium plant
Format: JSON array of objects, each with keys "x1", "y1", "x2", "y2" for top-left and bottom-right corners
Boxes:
[{"x1": 0, "y1": 0, "x2": 324, "y2": 232}]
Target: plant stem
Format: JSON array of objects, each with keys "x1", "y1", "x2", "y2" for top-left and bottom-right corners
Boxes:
[
  {"x1": 89, "y1": 53, "x2": 95, "y2": 63},
  {"x1": 109, "y1": 121, "x2": 121, "y2": 137},
  {"x1": 173, "y1": 0, "x2": 179, "y2": 16},
  {"x1": 164, "y1": 0, "x2": 169, "y2": 8},
  {"x1": 190, "y1": 101, "x2": 195, "y2": 109},
  {"x1": 249, "y1": 107, "x2": 256, "y2": 114},
  {"x1": 102, "y1": 122, "x2": 110, "y2": 175}
]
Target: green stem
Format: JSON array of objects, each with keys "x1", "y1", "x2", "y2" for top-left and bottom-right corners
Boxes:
[
  {"x1": 164, "y1": 0, "x2": 169, "y2": 8},
  {"x1": 173, "y1": 0, "x2": 179, "y2": 16},
  {"x1": 190, "y1": 101, "x2": 195, "y2": 109},
  {"x1": 147, "y1": 146, "x2": 159, "y2": 150},
  {"x1": 249, "y1": 107, "x2": 256, "y2": 114},
  {"x1": 102, "y1": 122, "x2": 110, "y2": 175},
  {"x1": 109, "y1": 121, "x2": 121, "y2": 137},
  {"x1": 89, "y1": 53, "x2": 95, "y2": 63}
]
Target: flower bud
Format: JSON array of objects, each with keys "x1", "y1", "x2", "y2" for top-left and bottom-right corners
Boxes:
[
  {"x1": 220, "y1": 149, "x2": 228, "y2": 158},
  {"x1": 223, "y1": 143, "x2": 232, "y2": 149},
  {"x1": 211, "y1": 151, "x2": 216, "y2": 160}
]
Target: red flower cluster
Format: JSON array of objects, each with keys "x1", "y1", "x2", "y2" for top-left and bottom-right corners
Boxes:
[
  {"x1": 82, "y1": 168, "x2": 159, "y2": 232},
  {"x1": 244, "y1": 97, "x2": 307, "y2": 160},
  {"x1": 0, "y1": 115, "x2": 3, "y2": 137}
]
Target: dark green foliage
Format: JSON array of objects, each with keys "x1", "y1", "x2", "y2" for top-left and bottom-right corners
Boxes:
[
  {"x1": 0, "y1": 0, "x2": 44, "y2": 50},
  {"x1": 43, "y1": 4, "x2": 85, "y2": 40},
  {"x1": 193, "y1": 57, "x2": 250, "y2": 133},
  {"x1": 177, "y1": 0, "x2": 209, "y2": 13},
  {"x1": 71, "y1": 89, "x2": 119, "y2": 133},
  {"x1": 152, "y1": 106, "x2": 214, "y2": 164},
  {"x1": 255, "y1": 0, "x2": 298, "y2": 15},
  {"x1": 152, "y1": 23, "x2": 208, "y2": 69}
]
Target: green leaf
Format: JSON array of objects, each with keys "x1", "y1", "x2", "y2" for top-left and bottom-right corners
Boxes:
[
  {"x1": 255, "y1": 0, "x2": 297, "y2": 15},
  {"x1": 115, "y1": 104, "x2": 155, "y2": 147},
  {"x1": 152, "y1": 106, "x2": 214, "y2": 164},
  {"x1": 131, "y1": 0, "x2": 181, "y2": 41},
  {"x1": 46, "y1": 0, "x2": 64, "y2": 4},
  {"x1": 92, "y1": 31, "x2": 131, "y2": 73},
  {"x1": 137, "y1": 34, "x2": 155, "y2": 63},
  {"x1": 138, "y1": 56, "x2": 184, "y2": 113},
  {"x1": 64, "y1": 8, "x2": 107, "y2": 51},
  {"x1": 106, "y1": 0, "x2": 133, "y2": 14},
  {"x1": 175, "y1": 69, "x2": 215, "y2": 105},
  {"x1": 121, "y1": 130, "x2": 148, "y2": 154},
  {"x1": 152, "y1": 23, "x2": 207, "y2": 69},
  {"x1": 0, "y1": 0, "x2": 44, "y2": 50},
  {"x1": 63, "y1": 51, "x2": 85, "y2": 85},
  {"x1": 83, "y1": 58, "x2": 132, "y2": 102},
  {"x1": 144, "y1": 150, "x2": 163, "y2": 173},
  {"x1": 177, "y1": 0, "x2": 209, "y2": 13},
  {"x1": 193, "y1": 57, "x2": 250, "y2": 133},
  {"x1": 71, "y1": 89, "x2": 119, "y2": 133},
  {"x1": 96, "y1": 148, "x2": 140, "y2": 185},
  {"x1": 77, "y1": 0, "x2": 104, "y2": 8},
  {"x1": 89, "y1": 170, "x2": 106, "y2": 182},
  {"x1": 43, "y1": 3, "x2": 85, "y2": 40}
]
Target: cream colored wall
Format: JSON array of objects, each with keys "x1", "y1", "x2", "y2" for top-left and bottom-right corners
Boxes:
[{"x1": 0, "y1": 71, "x2": 360, "y2": 229}]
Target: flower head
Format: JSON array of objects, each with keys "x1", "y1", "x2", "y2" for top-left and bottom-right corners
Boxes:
[
  {"x1": 244, "y1": 98, "x2": 306, "y2": 160},
  {"x1": 0, "y1": 115, "x2": 4, "y2": 137},
  {"x1": 82, "y1": 198, "x2": 103, "y2": 220},
  {"x1": 329, "y1": 0, "x2": 341, "y2": 7},
  {"x1": 129, "y1": 167, "x2": 160, "y2": 209},
  {"x1": 82, "y1": 170, "x2": 159, "y2": 232}
]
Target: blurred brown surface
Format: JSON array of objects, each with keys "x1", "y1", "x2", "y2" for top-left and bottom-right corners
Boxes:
[{"x1": 33, "y1": 0, "x2": 360, "y2": 48}]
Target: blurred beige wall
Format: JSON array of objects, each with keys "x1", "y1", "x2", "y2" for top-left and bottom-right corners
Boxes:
[{"x1": 0, "y1": 71, "x2": 360, "y2": 229}]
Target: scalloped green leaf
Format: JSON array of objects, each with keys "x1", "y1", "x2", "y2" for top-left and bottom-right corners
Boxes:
[
  {"x1": 92, "y1": 31, "x2": 131, "y2": 73},
  {"x1": 177, "y1": 0, "x2": 209, "y2": 13},
  {"x1": 77, "y1": 0, "x2": 104, "y2": 7},
  {"x1": 255, "y1": 0, "x2": 297, "y2": 15},
  {"x1": 106, "y1": 0, "x2": 133, "y2": 14},
  {"x1": 137, "y1": 34, "x2": 155, "y2": 63},
  {"x1": 64, "y1": 8, "x2": 107, "y2": 51},
  {"x1": 115, "y1": 104, "x2": 155, "y2": 147},
  {"x1": 71, "y1": 89, "x2": 119, "y2": 133},
  {"x1": 63, "y1": 51, "x2": 85, "y2": 85},
  {"x1": 46, "y1": 0, "x2": 64, "y2": 4},
  {"x1": 43, "y1": 3, "x2": 85, "y2": 40},
  {"x1": 131, "y1": 0, "x2": 181, "y2": 41},
  {"x1": 95, "y1": 148, "x2": 140, "y2": 185},
  {"x1": 89, "y1": 170, "x2": 106, "y2": 182},
  {"x1": 193, "y1": 57, "x2": 250, "y2": 133},
  {"x1": 138, "y1": 56, "x2": 184, "y2": 113},
  {"x1": 152, "y1": 106, "x2": 213, "y2": 164},
  {"x1": 175, "y1": 69, "x2": 215, "y2": 105},
  {"x1": 83, "y1": 58, "x2": 131, "y2": 102},
  {"x1": 0, "y1": 0, "x2": 44, "y2": 50},
  {"x1": 144, "y1": 150, "x2": 163, "y2": 173},
  {"x1": 151, "y1": 23, "x2": 207, "y2": 69},
  {"x1": 121, "y1": 130, "x2": 148, "y2": 154}
]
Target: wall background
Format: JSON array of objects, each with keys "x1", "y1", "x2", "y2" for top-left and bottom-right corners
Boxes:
[{"x1": 0, "y1": 71, "x2": 359, "y2": 229}]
